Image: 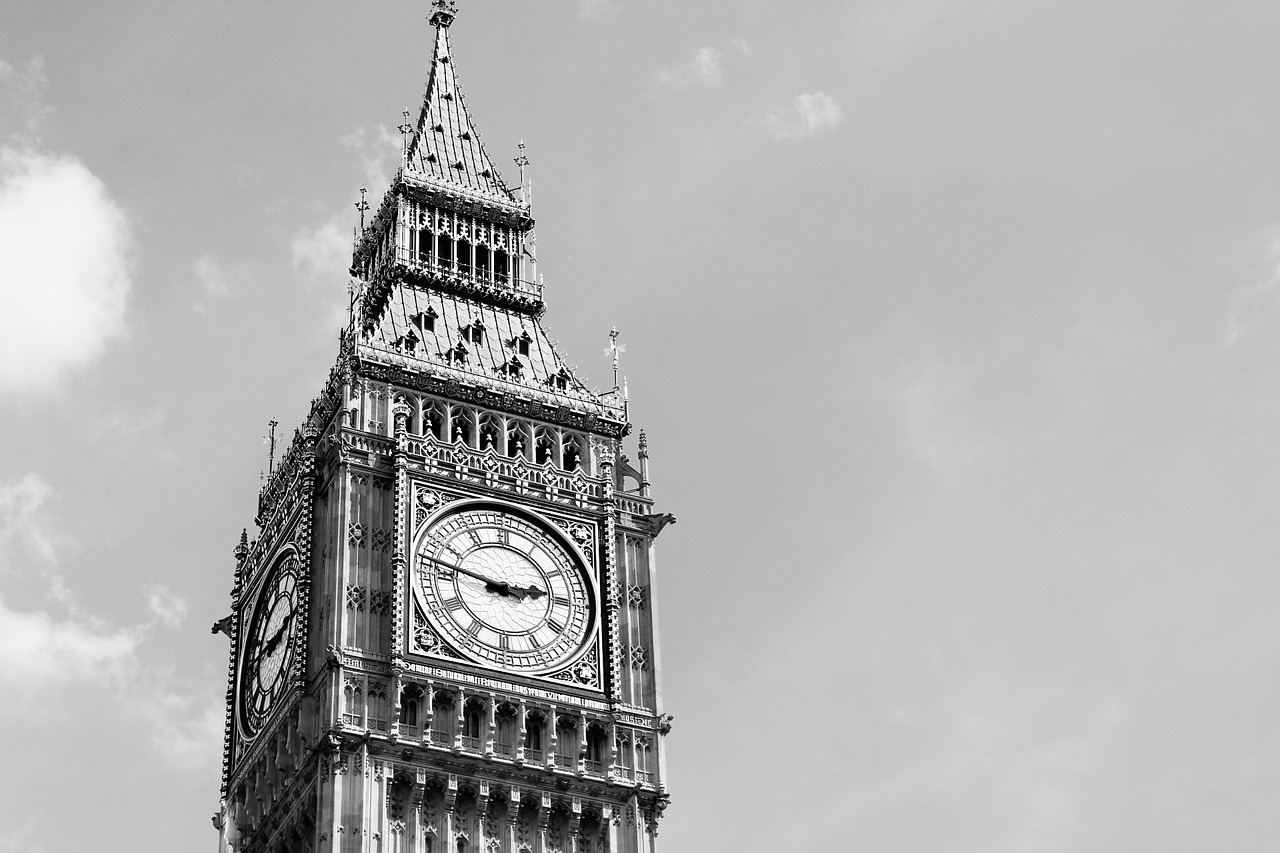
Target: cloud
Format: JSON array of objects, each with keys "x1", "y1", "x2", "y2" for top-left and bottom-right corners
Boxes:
[
  {"x1": 140, "y1": 671, "x2": 226, "y2": 768},
  {"x1": 579, "y1": 0, "x2": 622, "y2": 18},
  {"x1": 292, "y1": 214, "x2": 353, "y2": 329},
  {"x1": 0, "y1": 473, "x2": 219, "y2": 765},
  {"x1": 0, "y1": 58, "x2": 50, "y2": 143},
  {"x1": 340, "y1": 124, "x2": 401, "y2": 195},
  {"x1": 0, "y1": 474, "x2": 139, "y2": 692},
  {"x1": 0, "y1": 473, "x2": 57, "y2": 564},
  {"x1": 146, "y1": 585, "x2": 188, "y2": 629},
  {"x1": 1224, "y1": 227, "x2": 1280, "y2": 346},
  {"x1": 193, "y1": 254, "x2": 250, "y2": 307},
  {"x1": 767, "y1": 91, "x2": 844, "y2": 141},
  {"x1": 894, "y1": 359, "x2": 1000, "y2": 484},
  {"x1": 658, "y1": 47, "x2": 725, "y2": 89}
]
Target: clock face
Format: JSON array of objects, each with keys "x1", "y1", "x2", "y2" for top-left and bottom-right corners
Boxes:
[
  {"x1": 239, "y1": 555, "x2": 301, "y2": 738},
  {"x1": 415, "y1": 504, "x2": 594, "y2": 673}
]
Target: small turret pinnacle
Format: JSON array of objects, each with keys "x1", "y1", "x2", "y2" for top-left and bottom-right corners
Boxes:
[
  {"x1": 430, "y1": 0, "x2": 457, "y2": 28},
  {"x1": 234, "y1": 528, "x2": 249, "y2": 563}
]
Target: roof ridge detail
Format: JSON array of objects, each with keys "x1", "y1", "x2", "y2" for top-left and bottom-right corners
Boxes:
[{"x1": 404, "y1": 22, "x2": 518, "y2": 207}]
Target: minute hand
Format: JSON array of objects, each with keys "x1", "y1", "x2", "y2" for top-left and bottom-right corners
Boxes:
[{"x1": 425, "y1": 556, "x2": 545, "y2": 600}]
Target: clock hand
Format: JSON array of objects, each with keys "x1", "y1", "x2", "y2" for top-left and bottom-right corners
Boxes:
[{"x1": 424, "y1": 556, "x2": 545, "y2": 600}]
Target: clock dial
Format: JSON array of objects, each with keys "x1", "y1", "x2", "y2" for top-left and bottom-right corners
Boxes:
[
  {"x1": 415, "y1": 504, "x2": 593, "y2": 673},
  {"x1": 239, "y1": 556, "x2": 301, "y2": 738}
]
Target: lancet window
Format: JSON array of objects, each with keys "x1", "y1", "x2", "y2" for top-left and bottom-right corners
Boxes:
[
  {"x1": 462, "y1": 696, "x2": 485, "y2": 751},
  {"x1": 430, "y1": 689, "x2": 456, "y2": 745},
  {"x1": 395, "y1": 199, "x2": 525, "y2": 287},
  {"x1": 524, "y1": 710, "x2": 545, "y2": 760},
  {"x1": 554, "y1": 714, "x2": 578, "y2": 769}
]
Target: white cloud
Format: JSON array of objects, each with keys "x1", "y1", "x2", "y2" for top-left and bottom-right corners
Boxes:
[
  {"x1": 292, "y1": 215, "x2": 351, "y2": 286},
  {"x1": 1224, "y1": 227, "x2": 1280, "y2": 346},
  {"x1": 658, "y1": 47, "x2": 725, "y2": 89},
  {"x1": 0, "y1": 593, "x2": 140, "y2": 688},
  {"x1": 767, "y1": 91, "x2": 844, "y2": 141},
  {"x1": 340, "y1": 124, "x2": 401, "y2": 196},
  {"x1": 193, "y1": 254, "x2": 250, "y2": 307},
  {"x1": 579, "y1": 0, "x2": 622, "y2": 18},
  {"x1": 0, "y1": 473, "x2": 57, "y2": 564},
  {"x1": 146, "y1": 585, "x2": 188, "y2": 629},
  {"x1": 731, "y1": 38, "x2": 752, "y2": 57},
  {"x1": 0, "y1": 148, "x2": 132, "y2": 394},
  {"x1": 292, "y1": 214, "x2": 353, "y2": 330},
  {"x1": 0, "y1": 473, "x2": 219, "y2": 765},
  {"x1": 140, "y1": 672, "x2": 226, "y2": 768},
  {"x1": 0, "y1": 58, "x2": 50, "y2": 143},
  {"x1": 895, "y1": 359, "x2": 999, "y2": 484},
  {"x1": 0, "y1": 64, "x2": 132, "y2": 396}
]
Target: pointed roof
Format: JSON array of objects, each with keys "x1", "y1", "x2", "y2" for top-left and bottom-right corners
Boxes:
[{"x1": 404, "y1": 11, "x2": 518, "y2": 207}]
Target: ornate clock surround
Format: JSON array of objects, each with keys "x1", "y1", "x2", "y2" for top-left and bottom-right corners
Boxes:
[{"x1": 408, "y1": 493, "x2": 604, "y2": 690}]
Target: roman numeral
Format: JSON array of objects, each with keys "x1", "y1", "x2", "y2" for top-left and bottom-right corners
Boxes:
[
  {"x1": 443, "y1": 597, "x2": 464, "y2": 611},
  {"x1": 553, "y1": 595, "x2": 570, "y2": 608},
  {"x1": 548, "y1": 619, "x2": 564, "y2": 634}
]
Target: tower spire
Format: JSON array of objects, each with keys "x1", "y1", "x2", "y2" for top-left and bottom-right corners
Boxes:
[{"x1": 430, "y1": 0, "x2": 457, "y2": 29}]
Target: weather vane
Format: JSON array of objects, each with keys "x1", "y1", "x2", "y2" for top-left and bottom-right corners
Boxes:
[{"x1": 355, "y1": 187, "x2": 369, "y2": 230}]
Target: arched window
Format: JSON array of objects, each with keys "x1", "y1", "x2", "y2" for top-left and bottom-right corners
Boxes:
[
  {"x1": 524, "y1": 711, "x2": 545, "y2": 759},
  {"x1": 635, "y1": 736, "x2": 653, "y2": 784},
  {"x1": 584, "y1": 722, "x2": 607, "y2": 775},
  {"x1": 456, "y1": 237, "x2": 472, "y2": 274},
  {"x1": 437, "y1": 232, "x2": 453, "y2": 268},
  {"x1": 495, "y1": 702, "x2": 517, "y2": 757},
  {"x1": 400, "y1": 684, "x2": 424, "y2": 730},
  {"x1": 554, "y1": 714, "x2": 578, "y2": 769},
  {"x1": 342, "y1": 680, "x2": 364, "y2": 728},
  {"x1": 462, "y1": 697, "x2": 484, "y2": 750},
  {"x1": 430, "y1": 690, "x2": 455, "y2": 745},
  {"x1": 494, "y1": 248, "x2": 510, "y2": 284},
  {"x1": 614, "y1": 732, "x2": 633, "y2": 780}
]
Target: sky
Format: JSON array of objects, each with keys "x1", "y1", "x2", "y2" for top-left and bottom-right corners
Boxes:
[{"x1": 1, "y1": 0, "x2": 1280, "y2": 850}]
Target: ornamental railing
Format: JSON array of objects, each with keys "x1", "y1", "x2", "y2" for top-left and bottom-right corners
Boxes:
[
  {"x1": 398, "y1": 251, "x2": 544, "y2": 302},
  {"x1": 461, "y1": 736, "x2": 481, "y2": 752}
]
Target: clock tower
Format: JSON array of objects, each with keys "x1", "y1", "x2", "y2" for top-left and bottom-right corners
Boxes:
[{"x1": 214, "y1": 5, "x2": 675, "y2": 852}]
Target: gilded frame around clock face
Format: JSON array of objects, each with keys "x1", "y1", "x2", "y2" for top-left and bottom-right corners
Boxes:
[
  {"x1": 413, "y1": 501, "x2": 596, "y2": 674},
  {"x1": 238, "y1": 552, "x2": 301, "y2": 739}
]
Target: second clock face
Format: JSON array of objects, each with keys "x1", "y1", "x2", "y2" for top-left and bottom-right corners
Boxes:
[
  {"x1": 239, "y1": 555, "x2": 300, "y2": 738},
  {"x1": 415, "y1": 504, "x2": 593, "y2": 673}
]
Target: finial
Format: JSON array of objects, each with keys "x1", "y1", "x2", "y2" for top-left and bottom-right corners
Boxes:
[
  {"x1": 605, "y1": 327, "x2": 626, "y2": 395},
  {"x1": 430, "y1": 0, "x2": 457, "y2": 28},
  {"x1": 398, "y1": 109, "x2": 413, "y2": 164},
  {"x1": 355, "y1": 188, "x2": 369, "y2": 230},
  {"x1": 263, "y1": 419, "x2": 279, "y2": 476},
  {"x1": 234, "y1": 528, "x2": 250, "y2": 562},
  {"x1": 515, "y1": 139, "x2": 529, "y2": 195}
]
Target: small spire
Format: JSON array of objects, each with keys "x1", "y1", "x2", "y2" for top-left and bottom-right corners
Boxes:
[
  {"x1": 514, "y1": 140, "x2": 529, "y2": 201},
  {"x1": 430, "y1": 0, "x2": 457, "y2": 28},
  {"x1": 234, "y1": 528, "x2": 249, "y2": 562},
  {"x1": 398, "y1": 109, "x2": 413, "y2": 165},
  {"x1": 605, "y1": 327, "x2": 626, "y2": 394},
  {"x1": 263, "y1": 419, "x2": 280, "y2": 476},
  {"x1": 355, "y1": 188, "x2": 369, "y2": 230}
]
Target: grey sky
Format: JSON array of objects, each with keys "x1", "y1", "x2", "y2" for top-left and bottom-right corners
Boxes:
[{"x1": 1, "y1": 1, "x2": 1279, "y2": 850}]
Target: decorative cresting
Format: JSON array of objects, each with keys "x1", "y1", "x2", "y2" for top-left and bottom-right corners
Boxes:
[{"x1": 215, "y1": 6, "x2": 674, "y2": 853}]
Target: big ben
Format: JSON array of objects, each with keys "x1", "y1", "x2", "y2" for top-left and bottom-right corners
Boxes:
[{"x1": 214, "y1": 4, "x2": 675, "y2": 851}]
